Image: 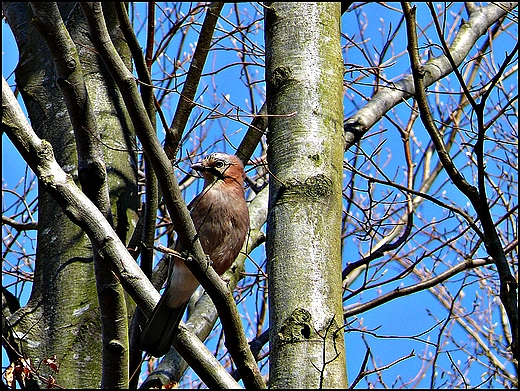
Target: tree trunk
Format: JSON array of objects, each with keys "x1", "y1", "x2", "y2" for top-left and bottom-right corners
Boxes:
[
  {"x1": 265, "y1": 3, "x2": 347, "y2": 388},
  {"x1": 3, "y1": 3, "x2": 138, "y2": 388}
]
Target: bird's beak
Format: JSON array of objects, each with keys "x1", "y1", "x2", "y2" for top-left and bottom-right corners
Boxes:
[{"x1": 191, "y1": 161, "x2": 206, "y2": 172}]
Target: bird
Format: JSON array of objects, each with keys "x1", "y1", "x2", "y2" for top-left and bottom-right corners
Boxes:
[{"x1": 139, "y1": 152, "x2": 250, "y2": 357}]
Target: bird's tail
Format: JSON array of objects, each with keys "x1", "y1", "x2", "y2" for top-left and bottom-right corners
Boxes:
[{"x1": 139, "y1": 294, "x2": 187, "y2": 358}]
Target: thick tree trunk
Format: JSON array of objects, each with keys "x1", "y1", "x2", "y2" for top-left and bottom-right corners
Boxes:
[
  {"x1": 265, "y1": 3, "x2": 348, "y2": 388},
  {"x1": 3, "y1": 3, "x2": 138, "y2": 388}
]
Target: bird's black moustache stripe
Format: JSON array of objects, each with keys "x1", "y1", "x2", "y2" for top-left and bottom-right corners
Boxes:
[{"x1": 209, "y1": 167, "x2": 225, "y2": 180}]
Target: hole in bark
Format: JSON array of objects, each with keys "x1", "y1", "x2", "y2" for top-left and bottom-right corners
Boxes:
[{"x1": 301, "y1": 324, "x2": 311, "y2": 339}]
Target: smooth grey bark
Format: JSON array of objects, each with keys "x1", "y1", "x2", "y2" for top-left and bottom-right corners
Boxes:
[
  {"x1": 265, "y1": 3, "x2": 347, "y2": 388},
  {"x1": 2, "y1": 2, "x2": 137, "y2": 388},
  {"x1": 80, "y1": 3, "x2": 265, "y2": 387},
  {"x1": 3, "y1": 74, "x2": 156, "y2": 386},
  {"x1": 29, "y1": 3, "x2": 131, "y2": 387}
]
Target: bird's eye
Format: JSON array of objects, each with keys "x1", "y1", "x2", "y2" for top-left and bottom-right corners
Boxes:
[{"x1": 214, "y1": 160, "x2": 225, "y2": 169}]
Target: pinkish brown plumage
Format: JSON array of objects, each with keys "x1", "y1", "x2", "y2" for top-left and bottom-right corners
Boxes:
[{"x1": 140, "y1": 153, "x2": 250, "y2": 357}]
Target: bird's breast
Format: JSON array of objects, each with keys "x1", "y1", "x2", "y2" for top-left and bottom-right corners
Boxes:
[{"x1": 190, "y1": 184, "x2": 250, "y2": 275}]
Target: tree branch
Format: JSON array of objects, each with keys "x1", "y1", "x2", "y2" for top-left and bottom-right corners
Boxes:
[
  {"x1": 29, "y1": 3, "x2": 131, "y2": 387},
  {"x1": 166, "y1": 2, "x2": 224, "y2": 159},
  {"x1": 343, "y1": 2, "x2": 517, "y2": 151},
  {"x1": 2, "y1": 216, "x2": 38, "y2": 231},
  {"x1": 343, "y1": 256, "x2": 493, "y2": 319},
  {"x1": 2, "y1": 75, "x2": 159, "y2": 319},
  {"x1": 79, "y1": 3, "x2": 265, "y2": 387},
  {"x1": 402, "y1": 1, "x2": 518, "y2": 364}
]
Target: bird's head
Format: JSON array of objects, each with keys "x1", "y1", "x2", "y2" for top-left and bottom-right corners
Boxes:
[{"x1": 191, "y1": 153, "x2": 246, "y2": 187}]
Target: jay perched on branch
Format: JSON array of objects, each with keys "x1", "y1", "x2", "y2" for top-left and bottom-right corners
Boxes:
[{"x1": 140, "y1": 153, "x2": 250, "y2": 357}]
